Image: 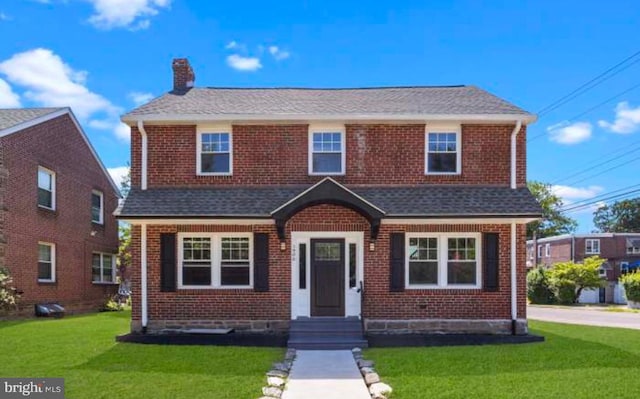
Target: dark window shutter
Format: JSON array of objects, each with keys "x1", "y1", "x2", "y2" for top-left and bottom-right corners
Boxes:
[
  {"x1": 483, "y1": 233, "x2": 499, "y2": 292},
  {"x1": 254, "y1": 233, "x2": 269, "y2": 292},
  {"x1": 160, "y1": 233, "x2": 176, "y2": 292},
  {"x1": 389, "y1": 232, "x2": 405, "y2": 292}
]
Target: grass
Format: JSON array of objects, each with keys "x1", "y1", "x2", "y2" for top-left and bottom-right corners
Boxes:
[
  {"x1": 367, "y1": 321, "x2": 640, "y2": 399},
  {"x1": 0, "y1": 311, "x2": 283, "y2": 399}
]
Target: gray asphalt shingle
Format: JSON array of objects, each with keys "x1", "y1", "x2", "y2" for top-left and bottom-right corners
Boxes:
[
  {"x1": 122, "y1": 86, "x2": 532, "y2": 119},
  {"x1": 117, "y1": 185, "x2": 541, "y2": 218},
  {"x1": 0, "y1": 108, "x2": 65, "y2": 131}
]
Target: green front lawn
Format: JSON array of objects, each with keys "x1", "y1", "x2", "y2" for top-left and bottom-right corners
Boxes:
[
  {"x1": 0, "y1": 311, "x2": 283, "y2": 399},
  {"x1": 367, "y1": 320, "x2": 640, "y2": 398}
]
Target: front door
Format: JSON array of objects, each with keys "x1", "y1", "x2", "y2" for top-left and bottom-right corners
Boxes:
[{"x1": 310, "y1": 239, "x2": 345, "y2": 316}]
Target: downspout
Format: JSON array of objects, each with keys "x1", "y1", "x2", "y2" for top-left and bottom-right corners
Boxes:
[
  {"x1": 511, "y1": 222, "x2": 518, "y2": 335},
  {"x1": 510, "y1": 120, "x2": 523, "y2": 189},
  {"x1": 141, "y1": 223, "x2": 148, "y2": 333},
  {"x1": 137, "y1": 120, "x2": 148, "y2": 191}
]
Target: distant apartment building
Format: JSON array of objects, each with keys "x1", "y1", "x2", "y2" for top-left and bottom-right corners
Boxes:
[{"x1": 526, "y1": 233, "x2": 640, "y2": 304}]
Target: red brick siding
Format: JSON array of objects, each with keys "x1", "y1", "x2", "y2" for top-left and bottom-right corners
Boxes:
[
  {"x1": 132, "y1": 204, "x2": 527, "y2": 324},
  {"x1": 129, "y1": 124, "x2": 527, "y2": 188},
  {"x1": 1, "y1": 114, "x2": 119, "y2": 310}
]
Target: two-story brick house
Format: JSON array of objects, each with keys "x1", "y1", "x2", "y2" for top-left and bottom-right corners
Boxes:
[
  {"x1": 527, "y1": 233, "x2": 640, "y2": 303},
  {"x1": 0, "y1": 108, "x2": 120, "y2": 314},
  {"x1": 117, "y1": 58, "x2": 541, "y2": 343}
]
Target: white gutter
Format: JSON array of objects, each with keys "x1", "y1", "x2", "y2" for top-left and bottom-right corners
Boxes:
[
  {"x1": 511, "y1": 222, "x2": 518, "y2": 333},
  {"x1": 137, "y1": 120, "x2": 148, "y2": 190},
  {"x1": 140, "y1": 224, "x2": 148, "y2": 332},
  {"x1": 510, "y1": 120, "x2": 523, "y2": 189}
]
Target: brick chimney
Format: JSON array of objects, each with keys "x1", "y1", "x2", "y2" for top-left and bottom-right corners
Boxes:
[{"x1": 172, "y1": 58, "x2": 195, "y2": 91}]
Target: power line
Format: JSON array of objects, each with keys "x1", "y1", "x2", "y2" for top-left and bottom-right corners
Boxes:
[
  {"x1": 559, "y1": 182, "x2": 640, "y2": 209},
  {"x1": 562, "y1": 155, "x2": 640, "y2": 187},
  {"x1": 537, "y1": 49, "x2": 640, "y2": 116},
  {"x1": 561, "y1": 188, "x2": 640, "y2": 213}
]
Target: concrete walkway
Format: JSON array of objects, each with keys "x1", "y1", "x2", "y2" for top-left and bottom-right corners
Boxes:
[
  {"x1": 528, "y1": 305, "x2": 640, "y2": 330},
  {"x1": 282, "y1": 350, "x2": 370, "y2": 399}
]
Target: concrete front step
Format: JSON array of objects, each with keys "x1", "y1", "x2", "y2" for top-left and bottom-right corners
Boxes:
[
  {"x1": 288, "y1": 337, "x2": 369, "y2": 350},
  {"x1": 288, "y1": 317, "x2": 367, "y2": 349}
]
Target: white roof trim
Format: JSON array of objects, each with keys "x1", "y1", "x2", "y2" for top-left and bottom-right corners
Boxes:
[
  {"x1": 269, "y1": 176, "x2": 386, "y2": 215},
  {"x1": 122, "y1": 113, "x2": 537, "y2": 125},
  {"x1": 0, "y1": 108, "x2": 122, "y2": 197},
  {"x1": 122, "y1": 218, "x2": 275, "y2": 225},
  {"x1": 527, "y1": 232, "x2": 640, "y2": 245}
]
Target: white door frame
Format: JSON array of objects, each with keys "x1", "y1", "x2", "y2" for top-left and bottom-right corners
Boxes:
[{"x1": 290, "y1": 231, "x2": 364, "y2": 319}]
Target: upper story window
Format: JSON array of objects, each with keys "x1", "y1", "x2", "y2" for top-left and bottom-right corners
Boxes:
[
  {"x1": 407, "y1": 233, "x2": 480, "y2": 288},
  {"x1": 309, "y1": 127, "x2": 345, "y2": 175},
  {"x1": 197, "y1": 128, "x2": 232, "y2": 175},
  {"x1": 38, "y1": 242, "x2": 55, "y2": 282},
  {"x1": 627, "y1": 239, "x2": 640, "y2": 254},
  {"x1": 425, "y1": 127, "x2": 461, "y2": 175},
  {"x1": 545, "y1": 243, "x2": 550, "y2": 257},
  {"x1": 585, "y1": 239, "x2": 600, "y2": 254},
  {"x1": 37, "y1": 166, "x2": 56, "y2": 210},
  {"x1": 91, "y1": 190, "x2": 104, "y2": 224}
]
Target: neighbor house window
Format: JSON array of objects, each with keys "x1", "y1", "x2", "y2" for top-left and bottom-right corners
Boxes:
[
  {"x1": 537, "y1": 245, "x2": 542, "y2": 258},
  {"x1": 425, "y1": 128, "x2": 461, "y2": 174},
  {"x1": 585, "y1": 239, "x2": 600, "y2": 255},
  {"x1": 407, "y1": 234, "x2": 480, "y2": 288},
  {"x1": 38, "y1": 242, "x2": 55, "y2": 282},
  {"x1": 92, "y1": 253, "x2": 115, "y2": 283},
  {"x1": 91, "y1": 190, "x2": 104, "y2": 224},
  {"x1": 627, "y1": 239, "x2": 640, "y2": 254},
  {"x1": 178, "y1": 234, "x2": 252, "y2": 288},
  {"x1": 37, "y1": 166, "x2": 55, "y2": 209},
  {"x1": 309, "y1": 127, "x2": 345, "y2": 175},
  {"x1": 545, "y1": 244, "x2": 550, "y2": 257},
  {"x1": 197, "y1": 130, "x2": 232, "y2": 175}
]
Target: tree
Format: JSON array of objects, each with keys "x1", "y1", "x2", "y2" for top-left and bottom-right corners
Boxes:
[
  {"x1": 547, "y1": 256, "x2": 605, "y2": 304},
  {"x1": 117, "y1": 167, "x2": 131, "y2": 280},
  {"x1": 527, "y1": 267, "x2": 556, "y2": 304},
  {"x1": 527, "y1": 181, "x2": 577, "y2": 239},
  {"x1": 593, "y1": 198, "x2": 640, "y2": 233}
]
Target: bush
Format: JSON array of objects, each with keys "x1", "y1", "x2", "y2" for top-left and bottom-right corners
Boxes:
[
  {"x1": 620, "y1": 271, "x2": 640, "y2": 302},
  {"x1": 0, "y1": 267, "x2": 20, "y2": 311},
  {"x1": 527, "y1": 267, "x2": 556, "y2": 304},
  {"x1": 547, "y1": 257, "x2": 604, "y2": 304}
]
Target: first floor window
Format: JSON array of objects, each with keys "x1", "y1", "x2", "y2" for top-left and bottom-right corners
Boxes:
[
  {"x1": 92, "y1": 253, "x2": 115, "y2": 283},
  {"x1": 537, "y1": 245, "x2": 542, "y2": 258},
  {"x1": 38, "y1": 242, "x2": 55, "y2": 282},
  {"x1": 37, "y1": 167, "x2": 55, "y2": 209},
  {"x1": 545, "y1": 243, "x2": 550, "y2": 257},
  {"x1": 199, "y1": 132, "x2": 231, "y2": 174},
  {"x1": 426, "y1": 131, "x2": 459, "y2": 174},
  {"x1": 407, "y1": 234, "x2": 480, "y2": 288},
  {"x1": 179, "y1": 234, "x2": 252, "y2": 288}
]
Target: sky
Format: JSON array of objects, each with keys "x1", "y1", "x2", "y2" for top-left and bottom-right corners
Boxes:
[{"x1": 0, "y1": 0, "x2": 639, "y2": 233}]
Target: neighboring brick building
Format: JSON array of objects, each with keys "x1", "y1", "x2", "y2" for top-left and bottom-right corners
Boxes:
[
  {"x1": 526, "y1": 233, "x2": 640, "y2": 303},
  {"x1": 0, "y1": 108, "x2": 121, "y2": 314},
  {"x1": 117, "y1": 58, "x2": 541, "y2": 341}
]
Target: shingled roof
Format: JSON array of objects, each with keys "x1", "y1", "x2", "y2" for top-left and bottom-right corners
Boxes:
[
  {"x1": 122, "y1": 86, "x2": 534, "y2": 122},
  {"x1": 0, "y1": 108, "x2": 65, "y2": 131},
  {"x1": 117, "y1": 185, "x2": 542, "y2": 219}
]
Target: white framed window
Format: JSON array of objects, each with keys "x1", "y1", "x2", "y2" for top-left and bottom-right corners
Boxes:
[
  {"x1": 425, "y1": 126, "x2": 461, "y2": 175},
  {"x1": 598, "y1": 268, "x2": 607, "y2": 277},
  {"x1": 37, "y1": 166, "x2": 56, "y2": 210},
  {"x1": 545, "y1": 243, "x2": 550, "y2": 257},
  {"x1": 309, "y1": 126, "x2": 345, "y2": 175},
  {"x1": 406, "y1": 233, "x2": 481, "y2": 289},
  {"x1": 38, "y1": 242, "x2": 55, "y2": 282},
  {"x1": 91, "y1": 190, "x2": 104, "y2": 224},
  {"x1": 537, "y1": 245, "x2": 542, "y2": 258},
  {"x1": 627, "y1": 241, "x2": 640, "y2": 254},
  {"x1": 178, "y1": 233, "x2": 252, "y2": 289},
  {"x1": 585, "y1": 239, "x2": 600, "y2": 255},
  {"x1": 92, "y1": 252, "x2": 115, "y2": 283},
  {"x1": 196, "y1": 126, "x2": 232, "y2": 175}
]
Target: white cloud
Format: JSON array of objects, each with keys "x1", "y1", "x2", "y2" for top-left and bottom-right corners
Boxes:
[
  {"x1": 0, "y1": 48, "x2": 119, "y2": 119},
  {"x1": 107, "y1": 165, "x2": 129, "y2": 189},
  {"x1": 268, "y1": 45, "x2": 290, "y2": 61},
  {"x1": 551, "y1": 185, "x2": 604, "y2": 201},
  {"x1": 0, "y1": 78, "x2": 21, "y2": 108},
  {"x1": 226, "y1": 54, "x2": 262, "y2": 72},
  {"x1": 128, "y1": 91, "x2": 153, "y2": 106},
  {"x1": 89, "y1": 119, "x2": 130, "y2": 142},
  {"x1": 598, "y1": 101, "x2": 640, "y2": 134},
  {"x1": 547, "y1": 121, "x2": 592, "y2": 144},
  {"x1": 86, "y1": 0, "x2": 171, "y2": 30}
]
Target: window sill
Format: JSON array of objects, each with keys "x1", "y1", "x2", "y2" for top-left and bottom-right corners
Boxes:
[
  {"x1": 424, "y1": 172, "x2": 461, "y2": 176},
  {"x1": 91, "y1": 221, "x2": 105, "y2": 227},
  {"x1": 197, "y1": 172, "x2": 233, "y2": 177},
  {"x1": 406, "y1": 285, "x2": 481, "y2": 290},
  {"x1": 92, "y1": 281, "x2": 118, "y2": 286},
  {"x1": 309, "y1": 172, "x2": 345, "y2": 176},
  {"x1": 178, "y1": 286, "x2": 253, "y2": 290},
  {"x1": 37, "y1": 280, "x2": 57, "y2": 285},
  {"x1": 37, "y1": 205, "x2": 57, "y2": 214}
]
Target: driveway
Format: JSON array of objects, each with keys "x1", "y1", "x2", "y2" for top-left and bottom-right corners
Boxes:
[{"x1": 528, "y1": 305, "x2": 640, "y2": 330}]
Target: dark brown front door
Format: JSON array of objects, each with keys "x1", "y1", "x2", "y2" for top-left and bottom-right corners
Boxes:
[{"x1": 311, "y1": 239, "x2": 345, "y2": 316}]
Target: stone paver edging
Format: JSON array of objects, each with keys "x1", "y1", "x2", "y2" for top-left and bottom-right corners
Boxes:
[
  {"x1": 352, "y1": 347, "x2": 393, "y2": 399},
  {"x1": 257, "y1": 348, "x2": 296, "y2": 399}
]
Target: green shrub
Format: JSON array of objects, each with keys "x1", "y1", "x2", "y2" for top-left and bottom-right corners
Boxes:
[
  {"x1": 620, "y1": 271, "x2": 640, "y2": 302},
  {"x1": 547, "y1": 257, "x2": 604, "y2": 304},
  {"x1": 527, "y1": 267, "x2": 556, "y2": 304}
]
